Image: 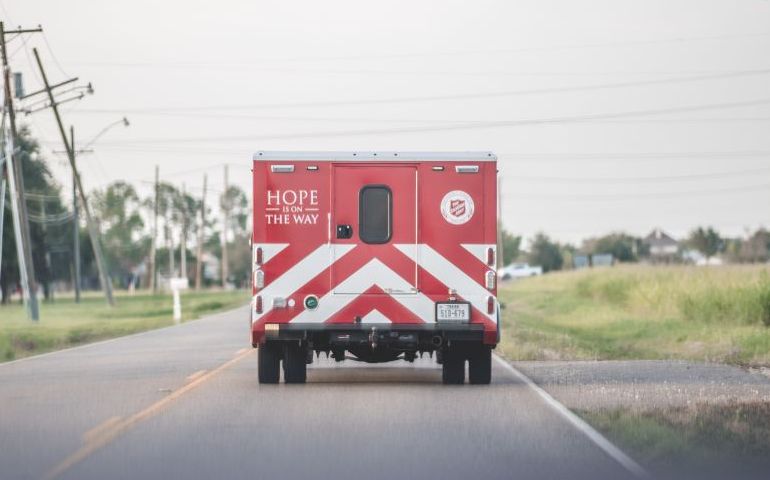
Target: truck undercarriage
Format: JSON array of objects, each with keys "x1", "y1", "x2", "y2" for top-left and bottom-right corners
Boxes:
[{"x1": 256, "y1": 324, "x2": 493, "y2": 385}]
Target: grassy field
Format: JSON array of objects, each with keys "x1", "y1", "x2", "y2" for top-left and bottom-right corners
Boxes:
[
  {"x1": 582, "y1": 402, "x2": 770, "y2": 472},
  {"x1": 498, "y1": 264, "x2": 770, "y2": 365},
  {"x1": 0, "y1": 289, "x2": 249, "y2": 362}
]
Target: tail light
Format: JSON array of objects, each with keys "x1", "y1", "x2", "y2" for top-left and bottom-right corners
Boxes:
[
  {"x1": 487, "y1": 296, "x2": 495, "y2": 314},
  {"x1": 254, "y1": 270, "x2": 265, "y2": 289},
  {"x1": 485, "y1": 270, "x2": 496, "y2": 290},
  {"x1": 256, "y1": 295, "x2": 263, "y2": 314},
  {"x1": 255, "y1": 247, "x2": 263, "y2": 266},
  {"x1": 487, "y1": 247, "x2": 495, "y2": 266}
]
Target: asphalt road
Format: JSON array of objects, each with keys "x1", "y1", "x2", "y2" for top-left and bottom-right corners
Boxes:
[{"x1": 0, "y1": 306, "x2": 639, "y2": 480}]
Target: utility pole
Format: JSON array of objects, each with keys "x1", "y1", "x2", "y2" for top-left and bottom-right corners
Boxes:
[
  {"x1": 221, "y1": 165, "x2": 229, "y2": 288},
  {"x1": 32, "y1": 47, "x2": 114, "y2": 306},
  {"x1": 149, "y1": 165, "x2": 158, "y2": 292},
  {"x1": 0, "y1": 159, "x2": 5, "y2": 283},
  {"x1": 1, "y1": 22, "x2": 41, "y2": 320},
  {"x1": 71, "y1": 126, "x2": 81, "y2": 302},
  {"x1": 39, "y1": 195, "x2": 53, "y2": 301},
  {"x1": 167, "y1": 213, "x2": 174, "y2": 278},
  {"x1": 180, "y1": 183, "x2": 187, "y2": 281},
  {"x1": 2, "y1": 120, "x2": 32, "y2": 313},
  {"x1": 195, "y1": 174, "x2": 207, "y2": 290}
]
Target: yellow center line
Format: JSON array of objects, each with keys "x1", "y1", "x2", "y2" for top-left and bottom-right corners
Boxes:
[
  {"x1": 82, "y1": 416, "x2": 122, "y2": 444},
  {"x1": 44, "y1": 349, "x2": 255, "y2": 480},
  {"x1": 185, "y1": 369, "x2": 207, "y2": 382}
]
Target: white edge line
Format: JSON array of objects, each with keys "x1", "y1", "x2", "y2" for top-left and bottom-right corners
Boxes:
[
  {"x1": 493, "y1": 355, "x2": 651, "y2": 479},
  {"x1": 0, "y1": 304, "x2": 250, "y2": 369}
]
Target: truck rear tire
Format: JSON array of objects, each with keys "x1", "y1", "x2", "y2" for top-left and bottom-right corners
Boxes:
[
  {"x1": 258, "y1": 342, "x2": 281, "y2": 384},
  {"x1": 468, "y1": 346, "x2": 492, "y2": 385},
  {"x1": 283, "y1": 343, "x2": 307, "y2": 384},
  {"x1": 442, "y1": 349, "x2": 465, "y2": 385}
]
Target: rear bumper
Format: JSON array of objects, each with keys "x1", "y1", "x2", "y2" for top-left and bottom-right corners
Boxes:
[{"x1": 252, "y1": 322, "x2": 495, "y2": 348}]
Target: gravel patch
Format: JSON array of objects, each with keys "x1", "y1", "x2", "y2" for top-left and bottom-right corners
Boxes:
[{"x1": 513, "y1": 360, "x2": 770, "y2": 411}]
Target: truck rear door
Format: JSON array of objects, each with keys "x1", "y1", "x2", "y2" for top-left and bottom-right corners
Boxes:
[{"x1": 331, "y1": 164, "x2": 418, "y2": 295}]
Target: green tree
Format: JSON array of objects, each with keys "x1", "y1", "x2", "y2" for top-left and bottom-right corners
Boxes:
[
  {"x1": 220, "y1": 185, "x2": 249, "y2": 237},
  {"x1": 592, "y1": 233, "x2": 640, "y2": 262},
  {"x1": 220, "y1": 185, "x2": 250, "y2": 286},
  {"x1": 500, "y1": 229, "x2": 521, "y2": 266},
  {"x1": 725, "y1": 229, "x2": 770, "y2": 263},
  {"x1": 2, "y1": 125, "x2": 69, "y2": 303},
  {"x1": 92, "y1": 181, "x2": 147, "y2": 286},
  {"x1": 527, "y1": 233, "x2": 563, "y2": 273},
  {"x1": 154, "y1": 182, "x2": 181, "y2": 277},
  {"x1": 687, "y1": 226, "x2": 724, "y2": 260},
  {"x1": 174, "y1": 188, "x2": 200, "y2": 282}
]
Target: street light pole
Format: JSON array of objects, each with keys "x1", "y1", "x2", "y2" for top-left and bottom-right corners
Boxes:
[{"x1": 64, "y1": 119, "x2": 130, "y2": 303}]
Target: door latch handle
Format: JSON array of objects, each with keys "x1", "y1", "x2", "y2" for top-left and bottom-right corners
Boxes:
[{"x1": 336, "y1": 224, "x2": 353, "y2": 239}]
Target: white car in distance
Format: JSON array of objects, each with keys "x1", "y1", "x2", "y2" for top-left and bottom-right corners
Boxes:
[{"x1": 499, "y1": 263, "x2": 543, "y2": 280}]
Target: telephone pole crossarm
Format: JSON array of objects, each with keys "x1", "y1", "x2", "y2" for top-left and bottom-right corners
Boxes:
[
  {"x1": 20, "y1": 77, "x2": 78, "y2": 100},
  {"x1": 3, "y1": 27, "x2": 43, "y2": 35}
]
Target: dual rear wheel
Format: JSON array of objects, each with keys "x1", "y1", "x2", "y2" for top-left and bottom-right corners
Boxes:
[
  {"x1": 442, "y1": 344, "x2": 492, "y2": 385},
  {"x1": 259, "y1": 341, "x2": 492, "y2": 385},
  {"x1": 258, "y1": 341, "x2": 307, "y2": 384}
]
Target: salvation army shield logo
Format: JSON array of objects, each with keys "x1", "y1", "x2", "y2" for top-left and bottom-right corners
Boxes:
[
  {"x1": 450, "y1": 199, "x2": 466, "y2": 217},
  {"x1": 441, "y1": 190, "x2": 474, "y2": 225}
]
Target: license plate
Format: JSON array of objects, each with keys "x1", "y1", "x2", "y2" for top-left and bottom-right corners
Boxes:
[{"x1": 435, "y1": 302, "x2": 471, "y2": 323}]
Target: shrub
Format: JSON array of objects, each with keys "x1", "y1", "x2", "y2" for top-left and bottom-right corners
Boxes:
[{"x1": 759, "y1": 280, "x2": 770, "y2": 327}]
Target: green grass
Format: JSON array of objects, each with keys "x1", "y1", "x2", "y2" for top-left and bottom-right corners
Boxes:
[
  {"x1": 498, "y1": 264, "x2": 770, "y2": 365},
  {"x1": 0, "y1": 289, "x2": 249, "y2": 362},
  {"x1": 582, "y1": 402, "x2": 770, "y2": 469}
]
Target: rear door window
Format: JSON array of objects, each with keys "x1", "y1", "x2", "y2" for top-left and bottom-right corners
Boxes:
[{"x1": 359, "y1": 185, "x2": 392, "y2": 244}]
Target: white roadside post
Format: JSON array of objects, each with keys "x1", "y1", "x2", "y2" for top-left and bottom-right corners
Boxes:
[{"x1": 169, "y1": 277, "x2": 189, "y2": 324}]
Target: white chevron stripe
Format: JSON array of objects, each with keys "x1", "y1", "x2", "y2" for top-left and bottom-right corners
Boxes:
[
  {"x1": 395, "y1": 244, "x2": 496, "y2": 322},
  {"x1": 252, "y1": 244, "x2": 356, "y2": 323},
  {"x1": 252, "y1": 243, "x2": 289, "y2": 265},
  {"x1": 361, "y1": 309, "x2": 391, "y2": 324},
  {"x1": 290, "y1": 259, "x2": 434, "y2": 324},
  {"x1": 461, "y1": 243, "x2": 496, "y2": 265}
]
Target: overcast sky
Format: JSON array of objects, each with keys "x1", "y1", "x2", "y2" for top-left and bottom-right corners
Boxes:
[{"x1": 4, "y1": 0, "x2": 770, "y2": 244}]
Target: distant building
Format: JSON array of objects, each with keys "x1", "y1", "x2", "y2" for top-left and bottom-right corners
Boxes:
[
  {"x1": 591, "y1": 254, "x2": 614, "y2": 267},
  {"x1": 682, "y1": 249, "x2": 724, "y2": 266},
  {"x1": 573, "y1": 253, "x2": 614, "y2": 269},
  {"x1": 643, "y1": 228, "x2": 679, "y2": 263},
  {"x1": 573, "y1": 255, "x2": 590, "y2": 269}
]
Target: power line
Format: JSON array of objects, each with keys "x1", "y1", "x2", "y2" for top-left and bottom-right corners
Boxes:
[
  {"x1": 504, "y1": 182, "x2": 770, "y2": 201},
  {"x1": 63, "y1": 30, "x2": 770, "y2": 66},
  {"x1": 69, "y1": 111, "x2": 482, "y2": 123},
  {"x1": 60, "y1": 63, "x2": 770, "y2": 78},
  {"x1": 73, "y1": 67, "x2": 770, "y2": 113},
  {"x1": 77, "y1": 96, "x2": 770, "y2": 145},
  {"x1": 41, "y1": 31, "x2": 71, "y2": 79},
  {"x1": 52, "y1": 145, "x2": 770, "y2": 162},
  {"x1": 496, "y1": 150, "x2": 770, "y2": 161},
  {"x1": 511, "y1": 166, "x2": 770, "y2": 184},
  {"x1": 24, "y1": 191, "x2": 64, "y2": 200},
  {"x1": 62, "y1": 109, "x2": 770, "y2": 126},
  {"x1": 0, "y1": 0, "x2": 12, "y2": 24}
]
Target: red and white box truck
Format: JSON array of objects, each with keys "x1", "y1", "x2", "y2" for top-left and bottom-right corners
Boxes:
[{"x1": 251, "y1": 151, "x2": 499, "y2": 384}]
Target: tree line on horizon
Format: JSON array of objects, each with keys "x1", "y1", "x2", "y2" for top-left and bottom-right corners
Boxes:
[{"x1": 501, "y1": 227, "x2": 770, "y2": 273}]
